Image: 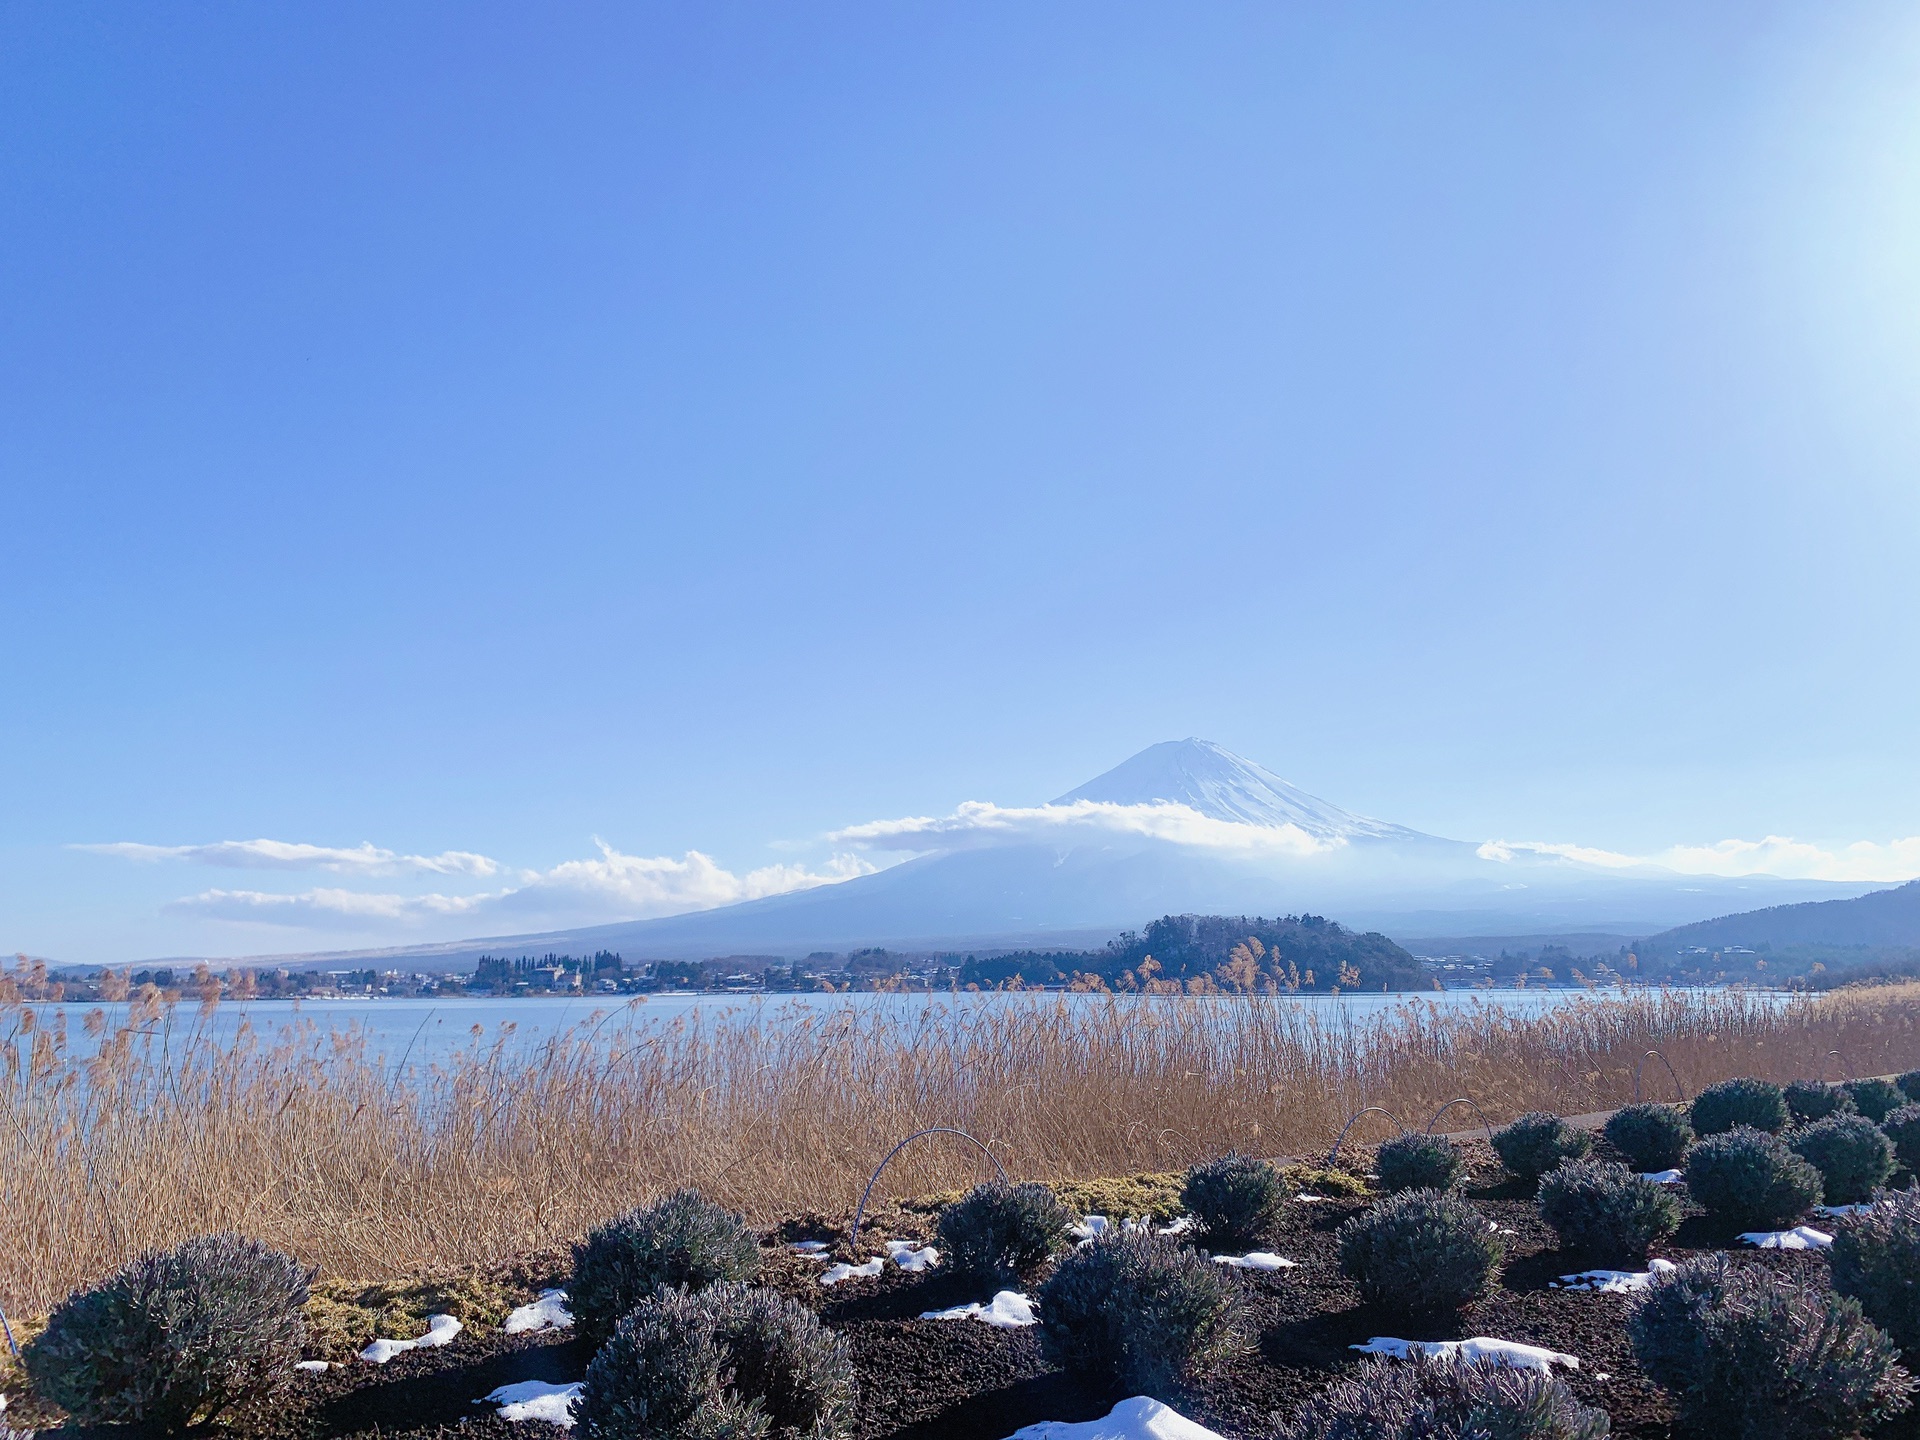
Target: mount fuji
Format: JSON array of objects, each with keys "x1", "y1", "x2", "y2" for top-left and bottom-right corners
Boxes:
[{"x1": 291, "y1": 739, "x2": 1889, "y2": 967}]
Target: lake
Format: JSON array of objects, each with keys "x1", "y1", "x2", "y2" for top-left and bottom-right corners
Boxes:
[{"x1": 22, "y1": 985, "x2": 1683, "y2": 1068}]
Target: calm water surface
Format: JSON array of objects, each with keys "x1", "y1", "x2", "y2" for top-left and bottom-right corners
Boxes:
[{"x1": 24, "y1": 986, "x2": 1693, "y2": 1068}]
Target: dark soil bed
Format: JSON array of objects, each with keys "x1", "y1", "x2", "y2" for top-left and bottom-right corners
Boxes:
[{"x1": 31, "y1": 1158, "x2": 1920, "y2": 1440}]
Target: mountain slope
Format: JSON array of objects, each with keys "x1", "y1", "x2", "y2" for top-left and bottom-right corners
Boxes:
[
  {"x1": 1055, "y1": 739, "x2": 1432, "y2": 842},
  {"x1": 188, "y1": 739, "x2": 1895, "y2": 969},
  {"x1": 1645, "y1": 879, "x2": 1920, "y2": 952}
]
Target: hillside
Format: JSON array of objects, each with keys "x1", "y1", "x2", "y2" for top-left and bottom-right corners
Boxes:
[
  {"x1": 958, "y1": 911, "x2": 1425, "y2": 992},
  {"x1": 1645, "y1": 879, "x2": 1920, "y2": 952},
  {"x1": 132, "y1": 740, "x2": 1887, "y2": 970}
]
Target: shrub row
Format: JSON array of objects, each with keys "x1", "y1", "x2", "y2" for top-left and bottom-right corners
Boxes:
[{"x1": 32, "y1": 1084, "x2": 1920, "y2": 1440}]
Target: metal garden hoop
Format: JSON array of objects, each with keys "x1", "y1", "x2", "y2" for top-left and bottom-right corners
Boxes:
[
  {"x1": 850, "y1": 1127, "x2": 1007, "y2": 1255},
  {"x1": 1424, "y1": 1097, "x2": 1496, "y2": 1147},
  {"x1": 1819, "y1": 1050, "x2": 1851, "y2": 1084},
  {"x1": 1633, "y1": 1049, "x2": 1687, "y2": 1104},
  {"x1": 1327, "y1": 1107, "x2": 1408, "y2": 1168}
]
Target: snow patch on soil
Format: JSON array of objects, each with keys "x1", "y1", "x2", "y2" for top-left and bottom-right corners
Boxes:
[
  {"x1": 1740, "y1": 1226, "x2": 1833, "y2": 1249},
  {"x1": 1072, "y1": 1214, "x2": 1194, "y2": 1243},
  {"x1": 1353, "y1": 1336, "x2": 1582, "y2": 1372},
  {"x1": 1552, "y1": 1259, "x2": 1678, "y2": 1293},
  {"x1": 1211, "y1": 1252, "x2": 1294, "y2": 1271},
  {"x1": 294, "y1": 1360, "x2": 330, "y2": 1373},
  {"x1": 360, "y1": 1314, "x2": 462, "y2": 1364},
  {"x1": 482, "y1": 1380, "x2": 583, "y2": 1427},
  {"x1": 922, "y1": 1290, "x2": 1038, "y2": 1328},
  {"x1": 820, "y1": 1257, "x2": 886, "y2": 1286},
  {"x1": 503, "y1": 1289, "x2": 573, "y2": 1335},
  {"x1": 1004, "y1": 1395, "x2": 1225, "y2": 1439},
  {"x1": 1638, "y1": 1169, "x2": 1684, "y2": 1184},
  {"x1": 887, "y1": 1239, "x2": 940, "y2": 1272}
]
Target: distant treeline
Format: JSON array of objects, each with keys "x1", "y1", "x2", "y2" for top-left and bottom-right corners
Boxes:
[{"x1": 958, "y1": 913, "x2": 1426, "y2": 993}]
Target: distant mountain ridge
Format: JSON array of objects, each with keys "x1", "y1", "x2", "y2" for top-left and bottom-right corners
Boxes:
[
  {"x1": 1644, "y1": 879, "x2": 1920, "y2": 952},
  {"x1": 150, "y1": 738, "x2": 1898, "y2": 969}
]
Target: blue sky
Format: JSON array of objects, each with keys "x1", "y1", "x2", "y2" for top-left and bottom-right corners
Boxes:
[{"x1": 4, "y1": 4, "x2": 1919, "y2": 962}]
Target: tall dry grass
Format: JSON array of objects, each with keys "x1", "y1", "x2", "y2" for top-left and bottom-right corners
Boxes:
[{"x1": 2, "y1": 983, "x2": 1917, "y2": 1314}]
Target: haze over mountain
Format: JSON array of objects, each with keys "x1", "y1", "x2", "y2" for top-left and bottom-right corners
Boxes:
[{"x1": 194, "y1": 740, "x2": 1892, "y2": 970}]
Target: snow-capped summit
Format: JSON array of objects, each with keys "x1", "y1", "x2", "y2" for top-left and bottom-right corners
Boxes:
[{"x1": 1055, "y1": 739, "x2": 1430, "y2": 844}]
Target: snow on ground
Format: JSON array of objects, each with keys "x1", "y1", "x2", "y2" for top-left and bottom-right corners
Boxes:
[
  {"x1": 1211, "y1": 1252, "x2": 1294, "y2": 1271},
  {"x1": 1740, "y1": 1226, "x2": 1833, "y2": 1249},
  {"x1": 887, "y1": 1239, "x2": 940, "y2": 1272},
  {"x1": 481, "y1": 1380, "x2": 583, "y2": 1427},
  {"x1": 790, "y1": 1240, "x2": 832, "y2": 1257},
  {"x1": 1816, "y1": 1203, "x2": 1876, "y2": 1218},
  {"x1": 1072, "y1": 1215, "x2": 1195, "y2": 1243},
  {"x1": 503, "y1": 1289, "x2": 574, "y2": 1335},
  {"x1": 1295, "y1": 1193, "x2": 1333, "y2": 1203},
  {"x1": 821, "y1": 1240, "x2": 940, "y2": 1285},
  {"x1": 921, "y1": 1290, "x2": 1038, "y2": 1328},
  {"x1": 1353, "y1": 1337, "x2": 1583, "y2": 1372},
  {"x1": 360, "y1": 1314, "x2": 462, "y2": 1364},
  {"x1": 294, "y1": 1360, "x2": 330, "y2": 1373},
  {"x1": 820, "y1": 1257, "x2": 886, "y2": 1286},
  {"x1": 1638, "y1": 1170, "x2": 1684, "y2": 1184},
  {"x1": 1004, "y1": 1395, "x2": 1225, "y2": 1440},
  {"x1": 1551, "y1": 1259, "x2": 1678, "y2": 1293}
]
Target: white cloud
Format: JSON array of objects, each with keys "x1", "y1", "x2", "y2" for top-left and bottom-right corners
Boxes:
[
  {"x1": 1481, "y1": 835, "x2": 1920, "y2": 884},
  {"x1": 164, "y1": 842, "x2": 877, "y2": 931},
  {"x1": 172, "y1": 887, "x2": 494, "y2": 924},
  {"x1": 79, "y1": 839, "x2": 504, "y2": 877},
  {"x1": 830, "y1": 799, "x2": 1339, "y2": 856}
]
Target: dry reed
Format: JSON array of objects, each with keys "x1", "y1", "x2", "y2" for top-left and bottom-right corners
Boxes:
[{"x1": 2, "y1": 983, "x2": 1917, "y2": 1314}]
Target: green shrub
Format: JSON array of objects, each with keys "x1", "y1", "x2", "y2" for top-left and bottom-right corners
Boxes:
[
  {"x1": 1275, "y1": 1354, "x2": 1610, "y2": 1440},
  {"x1": 1628, "y1": 1253, "x2": 1913, "y2": 1440},
  {"x1": 1898, "y1": 1071, "x2": 1920, "y2": 1103},
  {"x1": 1844, "y1": 1078, "x2": 1907, "y2": 1124},
  {"x1": 23, "y1": 1233, "x2": 312, "y2": 1433},
  {"x1": 1337, "y1": 1189, "x2": 1502, "y2": 1314},
  {"x1": 1602, "y1": 1102, "x2": 1692, "y2": 1174},
  {"x1": 1492, "y1": 1112, "x2": 1591, "y2": 1185},
  {"x1": 1832, "y1": 1189, "x2": 1920, "y2": 1358},
  {"x1": 576, "y1": 1282, "x2": 855, "y2": 1440},
  {"x1": 1882, "y1": 1104, "x2": 1920, "y2": 1171},
  {"x1": 935, "y1": 1181, "x2": 1072, "y2": 1285},
  {"x1": 1181, "y1": 1153, "x2": 1285, "y2": 1249},
  {"x1": 1537, "y1": 1159, "x2": 1680, "y2": 1261},
  {"x1": 1690, "y1": 1077, "x2": 1789, "y2": 1136},
  {"x1": 1789, "y1": 1113, "x2": 1894, "y2": 1205},
  {"x1": 1037, "y1": 1230, "x2": 1248, "y2": 1394},
  {"x1": 1784, "y1": 1079, "x2": 1854, "y2": 1124},
  {"x1": 1684, "y1": 1127, "x2": 1824, "y2": 1230},
  {"x1": 570, "y1": 1190, "x2": 762, "y2": 1345},
  {"x1": 1373, "y1": 1133, "x2": 1464, "y2": 1194}
]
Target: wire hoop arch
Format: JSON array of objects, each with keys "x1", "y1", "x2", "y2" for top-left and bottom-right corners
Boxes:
[
  {"x1": 1633, "y1": 1050, "x2": 1687, "y2": 1104},
  {"x1": 1424, "y1": 1097, "x2": 1496, "y2": 1147},
  {"x1": 1819, "y1": 1050, "x2": 1851, "y2": 1084},
  {"x1": 1327, "y1": 1107, "x2": 1408, "y2": 1168},
  {"x1": 850, "y1": 1127, "x2": 1007, "y2": 1254}
]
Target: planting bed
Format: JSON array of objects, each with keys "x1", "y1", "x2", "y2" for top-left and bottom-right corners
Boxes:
[{"x1": 13, "y1": 1141, "x2": 1917, "y2": 1440}]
